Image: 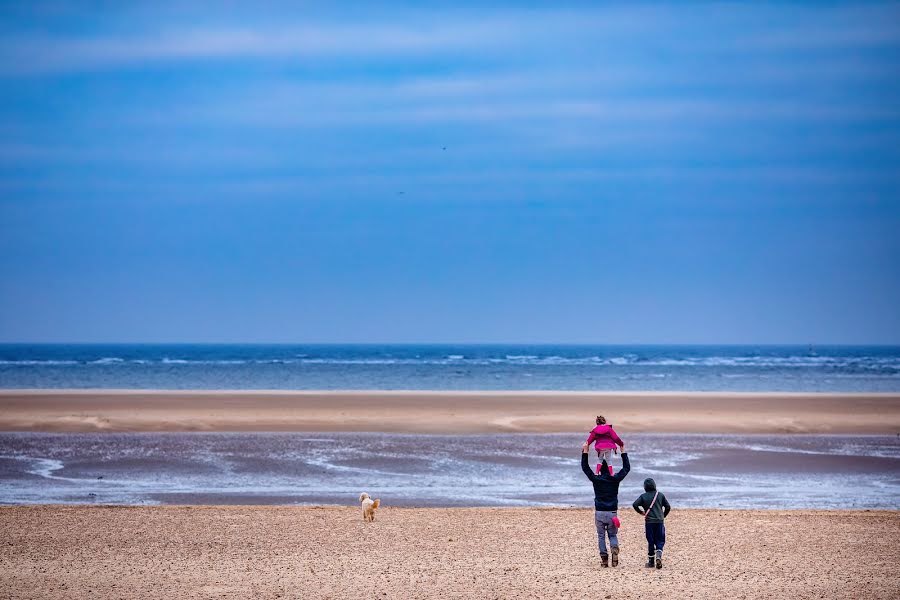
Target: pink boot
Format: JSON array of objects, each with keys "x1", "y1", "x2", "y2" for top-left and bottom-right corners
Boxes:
[{"x1": 595, "y1": 463, "x2": 616, "y2": 476}]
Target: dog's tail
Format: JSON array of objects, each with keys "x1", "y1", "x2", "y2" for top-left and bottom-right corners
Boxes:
[
  {"x1": 372, "y1": 499, "x2": 380, "y2": 509},
  {"x1": 359, "y1": 492, "x2": 369, "y2": 502}
]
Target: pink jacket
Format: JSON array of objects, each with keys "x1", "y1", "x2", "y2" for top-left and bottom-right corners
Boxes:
[{"x1": 586, "y1": 424, "x2": 624, "y2": 451}]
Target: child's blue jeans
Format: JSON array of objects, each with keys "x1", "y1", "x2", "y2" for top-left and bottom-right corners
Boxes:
[{"x1": 645, "y1": 522, "x2": 666, "y2": 556}]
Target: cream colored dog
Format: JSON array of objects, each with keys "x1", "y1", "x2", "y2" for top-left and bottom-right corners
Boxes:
[{"x1": 359, "y1": 492, "x2": 381, "y2": 522}]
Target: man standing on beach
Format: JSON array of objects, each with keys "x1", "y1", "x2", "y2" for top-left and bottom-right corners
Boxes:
[{"x1": 581, "y1": 441, "x2": 631, "y2": 567}]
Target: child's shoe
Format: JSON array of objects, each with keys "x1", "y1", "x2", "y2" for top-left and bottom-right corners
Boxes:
[
  {"x1": 610, "y1": 546, "x2": 619, "y2": 567},
  {"x1": 608, "y1": 464, "x2": 614, "y2": 476},
  {"x1": 600, "y1": 554, "x2": 609, "y2": 568},
  {"x1": 655, "y1": 549, "x2": 663, "y2": 569},
  {"x1": 645, "y1": 555, "x2": 655, "y2": 568},
  {"x1": 595, "y1": 463, "x2": 604, "y2": 476}
]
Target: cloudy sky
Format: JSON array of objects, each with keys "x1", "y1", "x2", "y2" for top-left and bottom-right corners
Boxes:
[{"x1": 1, "y1": 2, "x2": 898, "y2": 343}]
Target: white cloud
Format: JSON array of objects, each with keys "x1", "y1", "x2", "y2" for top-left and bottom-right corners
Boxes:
[
  {"x1": 3, "y1": 4, "x2": 898, "y2": 78},
  {"x1": 0, "y1": 21, "x2": 521, "y2": 75}
]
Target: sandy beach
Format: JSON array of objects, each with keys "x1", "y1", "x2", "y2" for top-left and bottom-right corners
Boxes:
[
  {"x1": 1, "y1": 389, "x2": 898, "y2": 434},
  {"x1": 1, "y1": 505, "x2": 896, "y2": 599}
]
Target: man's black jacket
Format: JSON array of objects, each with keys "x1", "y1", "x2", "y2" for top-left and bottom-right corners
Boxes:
[{"x1": 581, "y1": 451, "x2": 630, "y2": 511}]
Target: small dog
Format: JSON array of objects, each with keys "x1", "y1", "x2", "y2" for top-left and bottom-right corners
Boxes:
[{"x1": 359, "y1": 492, "x2": 381, "y2": 522}]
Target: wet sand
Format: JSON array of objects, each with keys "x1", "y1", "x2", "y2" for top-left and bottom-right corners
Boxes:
[
  {"x1": 1, "y1": 506, "x2": 897, "y2": 599},
  {"x1": 3, "y1": 432, "x2": 898, "y2": 508},
  {"x1": 1, "y1": 389, "x2": 898, "y2": 433}
]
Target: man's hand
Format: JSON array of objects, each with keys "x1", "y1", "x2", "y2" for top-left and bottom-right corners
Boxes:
[{"x1": 582, "y1": 442, "x2": 589, "y2": 454}]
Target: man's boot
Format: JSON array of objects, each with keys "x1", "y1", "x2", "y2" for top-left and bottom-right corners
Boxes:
[
  {"x1": 610, "y1": 546, "x2": 619, "y2": 567},
  {"x1": 600, "y1": 554, "x2": 609, "y2": 568},
  {"x1": 655, "y1": 549, "x2": 663, "y2": 569},
  {"x1": 645, "y1": 554, "x2": 655, "y2": 568}
]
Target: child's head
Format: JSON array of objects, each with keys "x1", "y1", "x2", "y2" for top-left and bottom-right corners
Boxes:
[
  {"x1": 643, "y1": 478, "x2": 657, "y2": 492},
  {"x1": 595, "y1": 415, "x2": 606, "y2": 426}
]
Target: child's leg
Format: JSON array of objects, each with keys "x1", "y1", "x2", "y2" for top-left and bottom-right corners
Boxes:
[
  {"x1": 595, "y1": 448, "x2": 613, "y2": 475},
  {"x1": 652, "y1": 523, "x2": 665, "y2": 568},
  {"x1": 655, "y1": 523, "x2": 666, "y2": 555},
  {"x1": 644, "y1": 523, "x2": 665, "y2": 568},
  {"x1": 600, "y1": 449, "x2": 613, "y2": 474}
]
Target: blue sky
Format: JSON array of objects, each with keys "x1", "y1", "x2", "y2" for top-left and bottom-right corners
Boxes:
[{"x1": 0, "y1": 2, "x2": 898, "y2": 343}]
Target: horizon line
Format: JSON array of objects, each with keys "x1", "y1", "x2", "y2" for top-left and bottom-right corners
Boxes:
[{"x1": 1, "y1": 341, "x2": 898, "y2": 347}]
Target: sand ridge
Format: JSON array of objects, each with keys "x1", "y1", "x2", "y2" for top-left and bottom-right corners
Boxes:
[{"x1": 1, "y1": 389, "x2": 898, "y2": 434}]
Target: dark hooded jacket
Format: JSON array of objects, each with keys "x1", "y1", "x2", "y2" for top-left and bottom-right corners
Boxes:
[
  {"x1": 632, "y1": 478, "x2": 671, "y2": 523},
  {"x1": 580, "y1": 451, "x2": 630, "y2": 511}
]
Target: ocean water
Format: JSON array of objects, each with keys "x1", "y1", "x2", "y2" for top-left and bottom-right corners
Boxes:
[
  {"x1": 1, "y1": 433, "x2": 897, "y2": 508},
  {"x1": 1, "y1": 344, "x2": 899, "y2": 391}
]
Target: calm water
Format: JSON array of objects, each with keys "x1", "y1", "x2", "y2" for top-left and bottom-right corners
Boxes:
[
  {"x1": 1, "y1": 344, "x2": 899, "y2": 391},
  {"x1": 1, "y1": 433, "x2": 897, "y2": 508}
]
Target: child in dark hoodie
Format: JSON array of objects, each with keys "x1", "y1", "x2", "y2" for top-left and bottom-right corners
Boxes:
[{"x1": 632, "y1": 478, "x2": 671, "y2": 569}]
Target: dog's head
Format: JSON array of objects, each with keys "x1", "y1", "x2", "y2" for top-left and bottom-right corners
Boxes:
[{"x1": 359, "y1": 492, "x2": 370, "y2": 503}]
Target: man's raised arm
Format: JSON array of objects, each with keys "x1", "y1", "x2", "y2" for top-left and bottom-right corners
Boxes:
[
  {"x1": 581, "y1": 443, "x2": 599, "y2": 482},
  {"x1": 613, "y1": 452, "x2": 630, "y2": 481}
]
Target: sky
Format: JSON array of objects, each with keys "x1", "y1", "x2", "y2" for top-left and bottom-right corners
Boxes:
[{"x1": 0, "y1": 2, "x2": 899, "y2": 344}]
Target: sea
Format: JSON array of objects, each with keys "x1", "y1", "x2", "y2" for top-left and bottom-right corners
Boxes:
[
  {"x1": 2, "y1": 344, "x2": 898, "y2": 508},
  {"x1": 1, "y1": 343, "x2": 899, "y2": 391}
]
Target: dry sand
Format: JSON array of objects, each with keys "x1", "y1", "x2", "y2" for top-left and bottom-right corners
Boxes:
[
  {"x1": 0, "y1": 389, "x2": 898, "y2": 434},
  {"x1": 1, "y1": 506, "x2": 897, "y2": 599}
]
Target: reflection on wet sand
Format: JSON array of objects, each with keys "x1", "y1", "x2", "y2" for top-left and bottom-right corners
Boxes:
[{"x1": 1, "y1": 433, "x2": 897, "y2": 508}]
